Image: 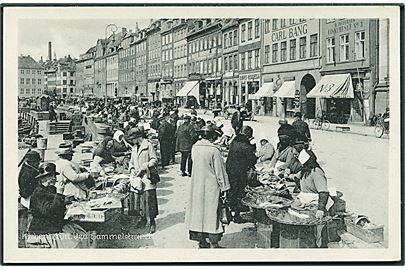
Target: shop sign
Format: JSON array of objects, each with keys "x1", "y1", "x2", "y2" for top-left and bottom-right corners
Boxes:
[
  {"x1": 272, "y1": 23, "x2": 308, "y2": 42},
  {"x1": 327, "y1": 19, "x2": 364, "y2": 35},
  {"x1": 294, "y1": 89, "x2": 300, "y2": 109},
  {"x1": 239, "y1": 73, "x2": 260, "y2": 82}
]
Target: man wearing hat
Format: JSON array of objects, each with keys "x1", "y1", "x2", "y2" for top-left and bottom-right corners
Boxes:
[
  {"x1": 18, "y1": 150, "x2": 41, "y2": 208},
  {"x1": 292, "y1": 112, "x2": 311, "y2": 143},
  {"x1": 231, "y1": 105, "x2": 243, "y2": 135},
  {"x1": 54, "y1": 144, "x2": 91, "y2": 200},
  {"x1": 158, "y1": 116, "x2": 175, "y2": 168},
  {"x1": 175, "y1": 115, "x2": 197, "y2": 177}
]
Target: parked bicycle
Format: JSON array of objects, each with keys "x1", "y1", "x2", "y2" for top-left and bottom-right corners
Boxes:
[
  {"x1": 311, "y1": 115, "x2": 330, "y2": 130},
  {"x1": 374, "y1": 116, "x2": 389, "y2": 138}
]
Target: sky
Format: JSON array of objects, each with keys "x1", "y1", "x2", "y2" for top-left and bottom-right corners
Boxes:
[{"x1": 18, "y1": 19, "x2": 151, "y2": 61}]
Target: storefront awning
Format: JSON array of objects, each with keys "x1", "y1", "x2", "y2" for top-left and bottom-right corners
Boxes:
[
  {"x1": 250, "y1": 83, "x2": 274, "y2": 99},
  {"x1": 307, "y1": 74, "x2": 354, "y2": 99},
  {"x1": 176, "y1": 81, "x2": 199, "y2": 97},
  {"x1": 188, "y1": 82, "x2": 200, "y2": 105},
  {"x1": 274, "y1": 81, "x2": 296, "y2": 98}
]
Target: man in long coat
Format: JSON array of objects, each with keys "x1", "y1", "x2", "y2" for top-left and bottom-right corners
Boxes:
[
  {"x1": 18, "y1": 151, "x2": 41, "y2": 208},
  {"x1": 158, "y1": 117, "x2": 175, "y2": 168},
  {"x1": 175, "y1": 115, "x2": 197, "y2": 176},
  {"x1": 186, "y1": 126, "x2": 230, "y2": 248},
  {"x1": 231, "y1": 106, "x2": 243, "y2": 134}
]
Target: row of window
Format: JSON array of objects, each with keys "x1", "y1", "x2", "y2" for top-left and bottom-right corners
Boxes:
[
  {"x1": 162, "y1": 49, "x2": 173, "y2": 62},
  {"x1": 264, "y1": 34, "x2": 318, "y2": 64},
  {"x1": 119, "y1": 47, "x2": 136, "y2": 58},
  {"x1": 189, "y1": 58, "x2": 222, "y2": 75},
  {"x1": 162, "y1": 33, "x2": 173, "y2": 45},
  {"x1": 136, "y1": 55, "x2": 147, "y2": 65},
  {"x1": 162, "y1": 66, "x2": 173, "y2": 77},
  {"x1": 20, "y1": 78, "x2": 42, "y2": 85},
  {"x1": 119, "y1": 72, "x2": 135, "y2": 82},
  {"x1": 326, "y1": 31, "x2": 366, "y2": 63},
  {"x1": 107, "y1": 69, "x2": 119, "y2": 79},
  {"x1": 20, "y1": 69, "x2": 42, "y2": 75},
  {"x1": 174, "y1": 64, "x2": 187, "y2": 78},
  {"x1": 223, "y1": 54, "x2": 238, "y2": 72},
  {"x1": 149, "y1": 64, "x2": 161, "y2": 77},
  {"x1": 119, "y1": 59, "x2": 135, "y2": 69},
  {"x1": 20, "y1": 88, "x2": 42, "y2": 95},
  {"x1": 188, "y1": 34, "x2": 222, "y2": 54},
  {"x1": 173, "y1": 28, "x2": 187, "y2": 42},
  {"x1": 223, "y1": 30, "x2": 238, "y2": 49},
  {"x1": 174, "y1": 44, "x2": 187, "y2": 59},
  {"x1": 240, "y1": 19, "x2": 261, "y2": 43},
  {"x1": 149, "y1": 48, "x2": 160, "y2": 60},
  {"x1": 264, "y1": 19, "x2": 307, "y2": 33},
  {"x1": 107, "y1": 56, "x2": 118, "y2": 65},
  {"x1": 240, "y1": 49, "x2": 260, "y2": 70},
  {"x1": 136, "y1": 42, "x2": 147, "y2": 52}
]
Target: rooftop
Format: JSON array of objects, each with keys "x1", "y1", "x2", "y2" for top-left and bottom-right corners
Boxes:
[{"x1": 18, "y1": 55, "x2": 43, "y2": 69}]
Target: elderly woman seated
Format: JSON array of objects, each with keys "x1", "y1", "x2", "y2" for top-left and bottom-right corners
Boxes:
[
  {"x1": 25, "y1": 163, "x2": 89, "y2": 248},
  {"x1": 255, "y1": 134, "x2": 275, "y2": 167}
]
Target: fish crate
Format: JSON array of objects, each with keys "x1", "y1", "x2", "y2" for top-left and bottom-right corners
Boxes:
[{"x1": 344, "y1": 217, "x2": 384, "y2": 243}]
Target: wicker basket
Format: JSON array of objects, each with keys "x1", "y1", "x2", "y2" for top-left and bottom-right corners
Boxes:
[{"x1": 345, "y1": 217, "x2": 384, "y2": 243}]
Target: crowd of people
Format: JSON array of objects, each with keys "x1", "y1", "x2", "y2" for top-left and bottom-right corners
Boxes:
[{"x1": 19, "y1": 96, "x2": 334, "y2": 249}]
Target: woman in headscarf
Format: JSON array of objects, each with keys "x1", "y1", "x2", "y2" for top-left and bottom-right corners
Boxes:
[
  {"x1": 186, "y1": 125, "x2": 230, "y2": 248},
  {"x1": 256, "y1": 134, "x2": 275, "y2": 167},
  {"x1": 90, "y1": 136, "x2": 116, "y2": 176}
]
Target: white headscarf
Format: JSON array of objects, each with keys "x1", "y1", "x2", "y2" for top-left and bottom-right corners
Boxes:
[{"x1": 113, "y1": 130, "x2": 124, "y2": 143}]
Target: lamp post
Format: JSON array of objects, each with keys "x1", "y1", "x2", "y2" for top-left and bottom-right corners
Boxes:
[{"x1": 104, "y1": 23, "x2": 118, "y2": 106}]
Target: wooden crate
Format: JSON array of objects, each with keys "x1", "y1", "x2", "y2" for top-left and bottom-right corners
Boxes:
[{"x1": 345, "y1": 218, "x2": 384, "y2": 243}]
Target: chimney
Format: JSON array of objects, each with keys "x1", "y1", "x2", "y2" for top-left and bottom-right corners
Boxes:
[{"x1": 48, "y1": 41, "x2": 52, "y2": 61}]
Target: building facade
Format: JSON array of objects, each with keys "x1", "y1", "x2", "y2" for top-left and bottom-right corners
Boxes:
[
  {"x1": 238, "y1": 19, "x2": 263, "y2": 108},
  {"x1": 187, "y1": 19, "x2": 223, "y2": 108},
  {"x1": 118, "y1": 33, "x2": 137, "y2": 97},
  {"x1": 320, "y1": 19, "x2": 379, "y2": 122},
  {"x1": 221, "y1": 19, "x2": 239, "y2": 106},
  {"x1": 160, "y1": 20, "x2": 175, "y2": 101},
  {"x1": 18, "y1": 55, "x2": 44, "y2": 98},
  {"x1": 146, "y1": 20, "x2": 162, "y2": 101},
  {"x1": 134, "y1": 30, "x2": 148, "y2": 100},
  {"x1": 262, "y1": 18, "x2": 321, "y2": 117},
  {"x1": 106, "y1": 29, "x2": 127, "y2": 97},
  {"x1": 172, "y1": 19, "x2": 189, "y2": 100},
  {"x1": 76, "y1": 46, "x2": 95, "y2": 97},
  {"x1": 94, "y1": 39, "x2": 107, "y2": 99},
  {"x1": 374, "y1": 18, "x2": 389, "y2": 115}
]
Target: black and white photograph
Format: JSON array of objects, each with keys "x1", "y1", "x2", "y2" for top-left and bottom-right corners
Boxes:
[{"x1": 2, "y1": 3, "x2": 403, "y2": 264}]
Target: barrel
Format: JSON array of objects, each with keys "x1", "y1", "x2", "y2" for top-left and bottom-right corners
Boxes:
[{"x1": 37, "y1": 138, "x2": 48, "y2": 150}]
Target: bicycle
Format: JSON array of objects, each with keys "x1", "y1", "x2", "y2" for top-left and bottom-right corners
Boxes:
[
  {"x1": 374, "y1": 117, "x2": 389, "y2": 138},
  {"x1": 311, "y1": 115, "x2": 330, "y2": 130}
]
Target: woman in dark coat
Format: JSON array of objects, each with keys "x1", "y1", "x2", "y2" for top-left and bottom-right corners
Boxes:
[{"x1": 225, "y1": 126, "x2": 257, "y2": 223}]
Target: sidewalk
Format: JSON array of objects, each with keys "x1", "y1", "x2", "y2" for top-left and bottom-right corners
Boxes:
[{"x1": 179, "y1": 108, "x2": 386, "y2": 139}]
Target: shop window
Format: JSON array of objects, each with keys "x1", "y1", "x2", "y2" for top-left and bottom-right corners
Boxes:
[
  {"x1": 327, "y1": 37, "x2": 335, "y2": 63},
  {"x1": 339, "y1": 34, "x2": 350, "y2": 62},
  {"x1": 241, "y1": 24, "x2": 246, "y2": 42},
  {"x1": 355, "y1": 31, "x2": 366, "y2": 59},
  {"x1": 281, "y1": 41, "x2": 287, "y2": 62},
  {"x1": 299, "y1": 37, "x2": 307, "y2": 59},
  {"x1": 272, "y1": 43, "x2": 278, "y2": 63},
  {"x1": 264, "y1": 45, "x2": 270, "y2": 64},
  {"x1": 255, "y1": 19, "x2": 260, "y2": 38},
  {"x1": 310, "y1": 34, "x2": 318, "y2": 57},
  {"x1": 248, "y1": 21, "x2": 253, "y2": 40},
  {"x1": 290, "y1": 39, "x2": 296, "y2": 60}
]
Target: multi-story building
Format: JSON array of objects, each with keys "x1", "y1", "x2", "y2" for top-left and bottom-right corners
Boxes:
[
  {"x1": 118, "y1": 32, "x2": 136, "y2": 97},
  {"x1": 172, "y1": 19, "x2": 189, "y2": 101},
  {"x1": 238, "y1": 19, "x2": 263, "y2": 109},
  {"x1": 374, "y1": 19, "x2": 389, "y2": 115},
  {"x1": 134, "y1": 29, "x2": 148, "y2": 100},
  {"x1": 146, "y1": 20, "x2": 163, "y2": 101},
  {"x1": 160, "y1": 20, "x2": 175, "y2": 102},
  {"x1": 318, "y1": 19, "x2": 379, "y2": 123},
  {"x1": 44, "y1": 56, "x2": 76, "y2": 98},
  {"x1": 262, "y1": 18, "x2": 321, "y2": 117},
  {"x1": 76, "y1": 46, "x2": 95, "y2": 97},
  {"x1": 18, "y1": 55, "x2": 44, "y2": 98},
  {"x1": 221, "y1": 19, "x2": 239, "y2": 106},
  {"x1": 186, "y1": 19, "x2": 223, "y2": 108},
  {"x1": 94, "y1": 39, "x2": 108, "y2": 98},
  {"x1": 106, "y1": 29, "x2": 127, "y2": 97}
]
